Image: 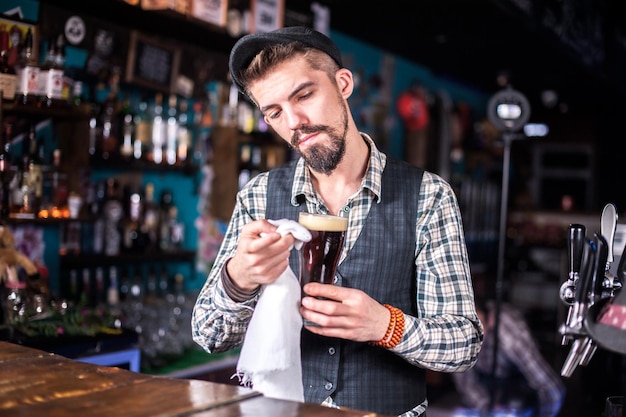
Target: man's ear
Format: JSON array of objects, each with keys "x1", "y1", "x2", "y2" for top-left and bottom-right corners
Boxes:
[{"x1": 335, "y1": 68, "x2": 354, "y2": 99}]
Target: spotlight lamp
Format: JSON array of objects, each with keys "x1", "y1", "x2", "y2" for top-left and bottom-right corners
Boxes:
[{"x1": 487, "y1": 87, "x2": 531, "y2": 133}]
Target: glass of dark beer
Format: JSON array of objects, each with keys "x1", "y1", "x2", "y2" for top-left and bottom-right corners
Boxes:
[{"x1": 297, "y1": 212, "x2": 348, "y2": 311}]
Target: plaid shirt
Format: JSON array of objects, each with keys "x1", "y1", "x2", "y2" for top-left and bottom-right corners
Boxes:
[{"x1": 192, "y1": 134, "x2": 483, "y2": 416}]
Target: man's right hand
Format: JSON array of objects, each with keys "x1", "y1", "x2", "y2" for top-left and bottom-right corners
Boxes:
[{"x1": 225, "y1": 219, "x2": 296, "y2": 292}]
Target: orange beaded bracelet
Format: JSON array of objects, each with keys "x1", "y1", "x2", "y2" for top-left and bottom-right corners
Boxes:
[{"x1": 370, "y1": 304, "x2": 405, "y2": 349}]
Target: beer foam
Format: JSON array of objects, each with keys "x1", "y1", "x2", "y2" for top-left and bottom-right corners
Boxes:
[{"x1": 298, "y1": 213, "x2": 348, "y2": 231}]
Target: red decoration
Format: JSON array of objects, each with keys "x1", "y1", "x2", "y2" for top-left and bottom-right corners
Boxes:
[{"x1": 396, "y1": 90, "x2": 429, "y2": 131}]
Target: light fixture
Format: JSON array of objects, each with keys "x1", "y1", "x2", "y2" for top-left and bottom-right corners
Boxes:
[
  {"x1": 487, "y1": 87, "x2": 531, "y2": 132},
  {"x1": 523, "y1": 123, "x2": 549, "y2": 137}
]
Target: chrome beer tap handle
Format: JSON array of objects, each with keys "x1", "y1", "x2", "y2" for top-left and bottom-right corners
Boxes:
[
  {"x1": 601, "y1": 204, "x2": 617, "y2": 298},
  {"x1": 561, "y1": 233, "x2": 608, "y2": 376},
  {"x1": 560, "y1": 224, "x2": 586, "y2": 345}
]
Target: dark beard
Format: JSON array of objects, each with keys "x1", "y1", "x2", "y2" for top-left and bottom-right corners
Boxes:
[{"x1": 290, "y1": 106, "x2": 348, "y2": 175}]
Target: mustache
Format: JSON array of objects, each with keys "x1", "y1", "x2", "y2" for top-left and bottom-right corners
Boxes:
[{"x1": 291, "y1": 125, "x2": 330, "y2": 146}]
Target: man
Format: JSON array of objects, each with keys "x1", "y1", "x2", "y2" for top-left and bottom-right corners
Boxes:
[
  {"x1": 452, "y1": 300, "x2": 565, "y2": 417},
  {"x1": 192, "y1": 26, "x2": 483, "y2": 417}
]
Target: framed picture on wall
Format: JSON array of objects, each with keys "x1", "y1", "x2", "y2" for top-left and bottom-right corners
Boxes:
[
  {"x1": 0, "y1": 15, "x2": 38, "y2": 67},
  {"x1": 125, "y1": 30, "x2": 181, "y2": 93}
]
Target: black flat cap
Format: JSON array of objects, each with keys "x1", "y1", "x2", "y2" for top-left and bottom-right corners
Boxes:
[{"x1": 229, "y1": 26, "x2": 343, "y2": 93}]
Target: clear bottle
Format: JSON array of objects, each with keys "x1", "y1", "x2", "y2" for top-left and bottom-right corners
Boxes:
[
  {"x1": 38, "y1": 35, "x2": 65, "y2": 108},
  {"x1": 121, "y1": 188, "x2": 147, "y2": 252},
  {"x1": 119, "y1": 96, "x2": 135, "y2": 160},
  {"x1": 14, "y1": 27, "x2": 39, "y2": 106},
  {"x1": 151, "y1": 93, "x2": 165, "y2": 164},
  {"x1": 0, "y1": 24, "x2": 17, "y2": 103},
  {"x1": 166, "y1": 94, "x2": 178, "y2": 165},
  {"x1": 107, "y1": 266, "x2": 122, "y2": 328},
  {"x1": 177, "y1": 98, "x2": 190, "y2": 164},
  {"x1": 166, "y1": 206, "x2": 184, "y2": 250}
]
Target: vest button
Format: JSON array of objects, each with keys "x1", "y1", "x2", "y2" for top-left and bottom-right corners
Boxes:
[
  {"x1": 333, "y1": 276, "x2": 338, "y2": 284},
  {"x1": 324, "y1": 382, "x2": 333, "y2": 391},
  {"x1": 328, "y1": 347, "x2": 336, "y2": 355}
]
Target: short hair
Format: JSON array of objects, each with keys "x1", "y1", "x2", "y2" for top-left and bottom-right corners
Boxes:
[{"x1": 238, "y1": 43, "x2": 340, "y2": 99}]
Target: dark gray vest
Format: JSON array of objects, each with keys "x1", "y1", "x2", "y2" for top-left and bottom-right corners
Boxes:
[{"x1": 266, "y1": 157, "x2": 425, "y2": 416}]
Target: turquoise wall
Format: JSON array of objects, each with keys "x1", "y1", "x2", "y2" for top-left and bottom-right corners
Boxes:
[{"x1": 331, "y1": 30, "x2": 489, "y2": 159}]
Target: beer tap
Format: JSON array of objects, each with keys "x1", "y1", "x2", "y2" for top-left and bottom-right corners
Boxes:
[
  {"x1": 560, "y1": 223, "x2": 586, "y2": 345},
  {"x1": 560, "y1": 233, "x2": 608, "y2": 377},
  {"x1": 579, "y1": 233, "x2": 609, "y2": 366},
  {"x1": 601, "y1": 203, "x2": 618, "y2": 299}
]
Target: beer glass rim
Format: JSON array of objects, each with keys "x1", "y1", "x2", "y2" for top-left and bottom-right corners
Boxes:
[{"x1": 298, "y1": 212, "x2": 348, "y2": 231}]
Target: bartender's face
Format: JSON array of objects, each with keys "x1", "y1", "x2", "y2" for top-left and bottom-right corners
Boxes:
[{"x1": 250, "y1": 55, "x2": 349, "y2": 174}]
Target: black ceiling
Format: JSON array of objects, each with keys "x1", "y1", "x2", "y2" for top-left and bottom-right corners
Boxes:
[{"x1": 325, "y1": 0, "x2": 626, "y2": 117}]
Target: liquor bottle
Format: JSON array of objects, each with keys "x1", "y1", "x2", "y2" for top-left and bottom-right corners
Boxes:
[
  {"x1": 39, "y1": 35, "x2": 65, "y2": 108},
  {"x1": 102, "y1": 177, "x2": 123, "y2": 256},
  {"x1": 166, "y1": 94, "x2": 178, "y2": 165},
  {"x1": 97, "y1": 67, "x2": 121, "y2": 160},
  {"x1": 0, "y1": 25, "x2": 17, "y2": 103},
  {"x1": 14, "y1": 27, "x2": 39, "y2": 106},
  {"x1": 118, "y1": 267, "x2": 130, "y2": 304},
  {"x1": 45, "y1": 149, "x2": 69, "y2": 213},
  {"x1": 79, "y1": 268, "x2": 91, "y2": 307},
  {"x1": 158, "y1": 265, "x2": 170, "y2": 299},
  {"x1": 71, "y1": 81, "x2": 83, "y2": 107},
  {"x1": 54, "y1": 34, "x2": 71, "y2": 103},
  {"x1": 238, "y1": 143, "x2": 252, "y2": 189},
  {"x1": 177, "y1": 98, "x2": 190, "y2": 164},
  {"x1": 141, "y1": 182, "x2": 159, "y2": 250},
  {"x1": 60, "y1": 221, "x2": 81, "y2": 255},
  {"x1": 121, "y1": 188, "x2": 147, "y2": 252},
  {"x1": 26, "y1": 125, "x2": 43, "y2": 215},
  {"x1": 68, "y1": 269, "x2": 79, "y2": 304},
  {"x1": 119, "y1": 96, "x2": 134, "y2": 160},
  {"x1": 94, "y1": 266, "x2": 106, "y2": 308},
  {"x1": 133, "y1": 98, "x2": 150, "y2": 161},
  {"x1": 0, "y1": 122, "x2": 12, "y2": 219},
  {"x1": 165, "y1": 206, "x2": 184, "y2": 250},
  {"x1": 91, "y1": 179, "x2": 106, "y2": 254},
  {"x1": 10, "y1": 128, "x2": 32, "y2": 218},
  {"x1": 158, "y1": 189, "x2": 173, "y2": 250},
  {"x1": 107, "y1": 266, "x2": 122, "y2": 325},
  {"x1": 107, "y1": 266, "x2": 120, "y2": 307},
  {"x1": 151, "y1": 93, "x2": 165, "y2": 164},
  {"x1": 144, "y1": 266, "x2": 158, "y2": 307}
]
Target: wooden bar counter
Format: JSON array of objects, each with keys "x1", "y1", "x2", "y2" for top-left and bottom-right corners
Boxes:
[{"x1": 0, "y1": 342, "x2": 389, "y2": 417}]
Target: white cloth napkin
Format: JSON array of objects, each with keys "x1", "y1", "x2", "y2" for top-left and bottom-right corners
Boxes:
[{"x1": 236, "y1": 219, "x2": 311, "y2": 402}]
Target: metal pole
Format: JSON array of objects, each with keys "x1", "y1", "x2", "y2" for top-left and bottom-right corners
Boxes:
[{"x1": 489, "y1": 132, "x2": 514, "y2": 411}]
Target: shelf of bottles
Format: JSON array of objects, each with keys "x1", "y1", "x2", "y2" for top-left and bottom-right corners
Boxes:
[{"x1": 1, "y1": 22, "x2": 204, "y2": 368}]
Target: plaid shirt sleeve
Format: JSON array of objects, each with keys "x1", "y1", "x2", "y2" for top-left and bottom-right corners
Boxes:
[
  {"x1": 191, "y1": 173, "x2": 270, "y2": 354},
  {"x1": 389, "y1": 172, "x2": 483, "y2": 372}
]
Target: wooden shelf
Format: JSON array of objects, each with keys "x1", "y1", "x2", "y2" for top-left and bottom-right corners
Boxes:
[
  {"x1": 38, "y1": 0, "x2": 238, "y2": 55},
  {"x1": 60, "y1": 250, "x2": 196, "y2": 269},
  {"x1": 1, "y1": 102, "x2": 94, "y2": 120},
  {"x1": 89, "y1": 158, "x2": 199, "y2": 175}
]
